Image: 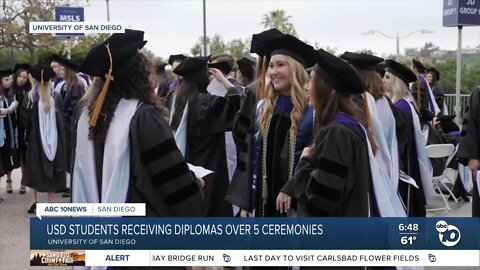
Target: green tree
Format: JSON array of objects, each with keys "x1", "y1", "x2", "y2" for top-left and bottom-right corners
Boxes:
[
  {"x1": 227, "y1": 38, "x2": 247, "y2": 60},
  {"x1": 71, "y1": 33, "x2": 109, "y2": 60},
  {"x1": 0, "y1": 0, "x2": 77, "y2": 64},
  {"x1": 420, "y1": 42, "x2": 439, "y2": 58},
  {"x1": 261, "y1": 10, "x2": 297, "y2": 37},
  {"x1": 190, "y1": 34, "x2": 249, "y2": 58}
]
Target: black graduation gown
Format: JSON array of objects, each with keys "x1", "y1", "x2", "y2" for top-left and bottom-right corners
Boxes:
[
  {"x1": 410, "y1": 76, "x2": 432, "y2": 113},
  {"x1": 183, "y1": 88, "x2": 242, "y2": 217},
  {"x1": 55, "y1": 81, "x2": 85, "y2": 173},
  {"x1": 72, "y1": 102, "x2": 204, "y2": 216},
  {"x1": 457, "y1": 89, "x2": 480, "y2": 217},
  {"x1": 393, "y1": 99, "x2": 426, "y2": 217},
  {"x1": 227, "y1": 83, "x2": 257, "y2": 213},
  {"x1": 431, "y1": 84, "x2": 445, "y2": 114},
  {"x1": 21, "y1": 97, "x2": 67, "y2": 192},
  {"x1": 0, "y1": 98, "x2": 15, "y2": 174},
  {"x1": 292, "y1": 122, "x2": 372, "y2": 217},
  {"x1": 16, "y1": 86, "x2": 29, "y2": 165},
  {"x1": 156, "y1": 82, "x2": 172, "y2": 101},
  {"x1": 82, "y1": 103, "x2": 204, "y2": 270},
  {"x1": 256, "y1": 108, "x2": 293, "y2": 217}
]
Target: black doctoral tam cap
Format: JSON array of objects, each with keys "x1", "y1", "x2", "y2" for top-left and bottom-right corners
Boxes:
[
  {"x1": 0, "y1": 69, "x2": 12, "y2": 78},
  {"x1": 376, "y1": 62, "x2": 387, "y2": 78},
  {"x1": 385, "y1": 59, "x2": 418, "y2": 87},
  {"x1": 250, "y1": 28, "x2": 284, "y2": 57},
  {"x1": 79, "y1": 29, "x2": 147, "y2": 77},
  {"x1": 50, "y1": 54, "x2": 79, "y2": 71},
  {"x1": 340, "y1": 51, "x2": 384, "y2": 70},
  {"x1": 156, "y1": 63, "x2": 167, "y2": 73},
  {"x1": 30, "y1": 64, "x2": 55, "y2": 82},
  {"x1": 236, "y1": 57, "x2": 256, "y2": 79},
  {"x1": 263, "y1": 34, "x2": 316, "y2": 68},
  {"x1": 313, "y1": 49, "x2": 364, "y2": 96},
  {"x1": 208, "y1": 61, "x2": 232, "y2": 74},
  {"x1": 13, "y1": 64, "x2": 30, "y2": 74},
  {"x1": 426, "y1": 67, "x2": 440, "y2": 81},
  {"x1": 168, "y1": 54, "x2": 187, "y2": 65},
  {"x1": 173, "y1": 57, "x2": 209, "y2": 77},
  {"x1": 412, "y1": 58, "x2": 426, "y2": 73}
]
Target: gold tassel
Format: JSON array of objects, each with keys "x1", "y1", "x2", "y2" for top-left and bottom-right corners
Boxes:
[{"x1": 89, "y1": 43, "x2": 114, "y2": 127}]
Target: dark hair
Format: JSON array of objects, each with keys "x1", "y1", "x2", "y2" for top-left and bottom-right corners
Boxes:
[
  {"x1": 88, "y1": 52, "x2": 168, "y2": 142},
  {"x1": 427, "y1": 70, "x2": 438, "y2": 85},
  {"x1": 309, "y1": 72, "x2": 378, "y2": 154},
  {"x1": 170, "y1": 66, "x2": 210, "y2": 132},
  {"x1": 12, "y1": 68, "x2": 31, "y2": 92},
  {"x1": 356, "y1": 69, "x2": 385, "y2": 100}
]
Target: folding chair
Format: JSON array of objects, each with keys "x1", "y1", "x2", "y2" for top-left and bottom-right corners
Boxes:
[
  {"x1": 425, "y1": 144, "x2": 455, "y2": 212},
  {"x1": 440, "y1": 144, "x2": 460, "y2": 202}
]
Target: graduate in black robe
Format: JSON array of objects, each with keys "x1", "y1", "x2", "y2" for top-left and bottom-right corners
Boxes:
[
  {"x1": 153, "y1": 63, "x2": 171, "y2": 100},
  {"x1": 235, "y1": 57, "x2": 255, "y2": 87},
  {"x1": 11, "y1": 64, "x2": 31, "y2": 194},
  {"x1": 21, "y1": 65, "x2": 67, "y2": 213},
  {"x1": 72, "y1": 30, "x2": 203, "y2": 226},
  {"x1": 410, "y1": 59, "x2": 439, "y2": 115},
  {"x1": 227, "y1": 29, "x2": 284, "y2": 215},
  {"x1": 289, "y1": 49, "x2": 377, "y2": 218},
  {"x1": 50, "y1": 55, "x2": 86, "y2": 174},
  {"x1": 0, "y1": 69, "x2": 18, "y2": 193},
  {"x1": 288, "y1": 50, "x2": 405, "y2": 270},
  {"x1": 426, "y1": 67, "x2": 445, "y2": 114},
  {"x1": 170, "y1": 56, "x2": 242, "y2": 217},
  {"x1": 228, "y1": 34, "x2": 315, "y2": 220},
  {"x1": 384, "y1": 59, "x2": 434, "y2": 217},
  {"x1": 457, "y1": 88, "x2": 480, "y2": 217}
]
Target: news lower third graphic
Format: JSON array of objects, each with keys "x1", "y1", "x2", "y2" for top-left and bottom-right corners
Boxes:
[{"x1": 30, "y1": 203, "x2": 480, "y2": 267}]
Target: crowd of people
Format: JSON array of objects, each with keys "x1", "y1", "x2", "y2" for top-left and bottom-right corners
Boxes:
[{"x1": 0, "y1": 28, "x2": 478, "y2": 225}]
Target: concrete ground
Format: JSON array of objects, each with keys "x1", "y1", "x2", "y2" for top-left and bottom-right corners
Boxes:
[{"x1": 0, "y1": 169, "x2": 477, "y2": 270}]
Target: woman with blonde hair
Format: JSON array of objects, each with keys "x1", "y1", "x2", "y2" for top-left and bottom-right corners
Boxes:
[
  {"x1": 21, "y1": 64, "x2": 66, "y2": 213},
  {"x1": 383, "y1": 59, "x2": 434, "y2": 217},
  {"x1": 228, "y1": 34, "x2": 315, "y2": 218},
  {"x1": 228, "y1": 30, "x2": 284, "y2": 215}
]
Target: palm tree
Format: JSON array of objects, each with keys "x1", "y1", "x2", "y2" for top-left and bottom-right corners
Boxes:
[{"x1": 261, "y1": 10, "x2": 298, "y2": 37}]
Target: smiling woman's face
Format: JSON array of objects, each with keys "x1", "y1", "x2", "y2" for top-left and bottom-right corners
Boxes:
[{"x1": 268, "y1": 54, "x2": 291, "y2": 94}]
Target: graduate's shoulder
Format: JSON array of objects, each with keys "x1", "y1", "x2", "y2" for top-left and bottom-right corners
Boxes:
[
  {"x1": 131, "y1": 102, "x2": 170, "y2": 129},
  {"x1": 319, "y1": 120, "x2": 366, "y2": 143}
]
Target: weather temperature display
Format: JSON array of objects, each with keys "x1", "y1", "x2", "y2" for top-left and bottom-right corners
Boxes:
[{"x1": 388, "y1": 221, "x2": 425, "y2": 249}]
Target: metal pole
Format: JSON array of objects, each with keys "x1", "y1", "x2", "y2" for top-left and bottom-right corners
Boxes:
[
  {"x1": 203, "y1": 0, "x2": 207, "y2": 56},
  {"x1": 67, "y1": 36, "x2": 72, "y2": 59},
  {"x1": 106, "y1": 0, "x2": 110, "y2": 22},
  {"x1": 396, "y1": 32, "x2": 400, "y2": 60},
  {"x1": 455, "y1": 25, "x2": 463, "y2": 125}
]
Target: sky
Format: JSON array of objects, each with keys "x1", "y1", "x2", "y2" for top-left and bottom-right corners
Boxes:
[{"x1": 81, "y1": 0, "x2": 480, "y2": 59}]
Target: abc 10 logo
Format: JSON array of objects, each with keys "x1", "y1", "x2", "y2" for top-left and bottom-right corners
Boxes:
[{"x1": 435, "y1": 220, "x2": 461, "y2": 247}]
